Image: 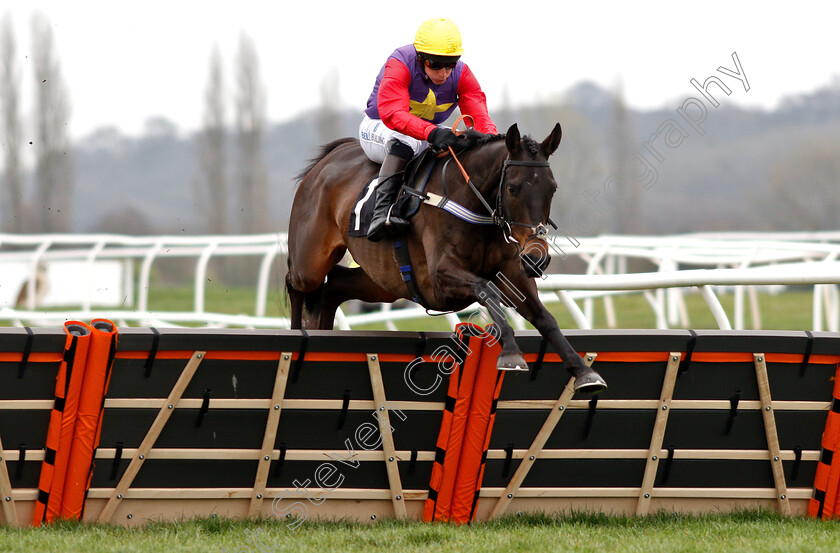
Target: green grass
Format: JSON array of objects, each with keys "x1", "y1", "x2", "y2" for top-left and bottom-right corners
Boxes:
[
  {"x1": 140, "y1": 287, "x2": 818, "y2": 331},
  {"x1": 349, "y1": 289, "x2": 818, "y2": 332},
  {"x1": 145, "y1": 284, "x2": 289, "y2": 318},
  {"x1": 15, "y1": 285, "x2": 819, "y2": 332},
  {"x1": 2, "y1": 510, "x2": 839, "y2": 552}
]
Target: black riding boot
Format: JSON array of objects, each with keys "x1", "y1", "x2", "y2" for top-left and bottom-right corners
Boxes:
[{"x1": 366, "y1": 154, "x2": 410, "y2": 242}]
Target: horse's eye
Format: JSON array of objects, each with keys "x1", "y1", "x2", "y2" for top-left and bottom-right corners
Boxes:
[{"x1": 507, "y1": 185, "x2": 517, "y2": 195}]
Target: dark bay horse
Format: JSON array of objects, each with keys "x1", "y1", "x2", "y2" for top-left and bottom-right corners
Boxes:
[{"x1": 286, "y1": 123, "x2": 607, "y2": 393}]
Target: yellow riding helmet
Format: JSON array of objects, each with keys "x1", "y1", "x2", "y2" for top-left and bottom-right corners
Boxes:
[{"x1": 414, "y1": 18, "x2": 463, "y2": 57}]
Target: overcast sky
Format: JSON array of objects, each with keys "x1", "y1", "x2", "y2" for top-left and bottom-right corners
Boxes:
[{"x1": 3, "y1": 1, "x2": 839, "y2": 140}]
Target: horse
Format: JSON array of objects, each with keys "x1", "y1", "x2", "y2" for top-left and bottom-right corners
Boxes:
[{"x1": 286, "y1": 123, "x2": 607, "y2": 393}]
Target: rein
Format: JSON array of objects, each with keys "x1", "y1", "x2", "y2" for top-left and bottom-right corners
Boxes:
[
  {"x1": 446, "y1": 146, "x2": 496, "y2": 218},
  {"x1": 443, "y1": 147, "x2": 555, "y2": 244}
]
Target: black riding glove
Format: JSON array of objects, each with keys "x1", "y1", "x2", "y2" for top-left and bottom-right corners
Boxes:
[
  {"x1": 427, "y1": 127, "x2": 465, "y2": 150},
  {"x1": 463, "y1": 128, "x2": 490, "y2": 149}
]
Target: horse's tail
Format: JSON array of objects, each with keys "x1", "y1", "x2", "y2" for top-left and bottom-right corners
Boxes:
[{"x1": 294, "y1": 137, "x2": 358, "y2": 184}]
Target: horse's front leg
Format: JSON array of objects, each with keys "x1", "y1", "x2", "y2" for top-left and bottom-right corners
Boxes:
[
  {"x1": 495, "y1": 269, "x2": 607, "y2": 393},
  {"x1": 434, "y1": 260, "x2": 529, "y2": 371}
]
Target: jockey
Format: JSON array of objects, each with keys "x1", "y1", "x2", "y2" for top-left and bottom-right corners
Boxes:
[{"x1": 359, "y1": 17, "x2": 498, "y2": 242}]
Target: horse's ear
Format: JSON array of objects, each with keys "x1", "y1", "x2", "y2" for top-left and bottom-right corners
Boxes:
[
  {"x1": 505, "y1": 123, "x2": 521, "y2": 152},
  {"x1": 541, "y1": 123, "x2": 563, "y2": 156}
]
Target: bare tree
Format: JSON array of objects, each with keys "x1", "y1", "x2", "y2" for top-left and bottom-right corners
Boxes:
[
  {"x1": 196, "y1": 45, "x2": 228, "y2": 234},
  {"x1": 98, "y1": 204, "x2": 152, "y2": 235},
  {"x1": 235, "y1": 33, "x2": 269, "y2": 234},
  {"x1": 610, "y1": 82, "x2": 642, "y2": 234},
  {"x1": 1, "y1": 13, "x2": 25, "y2": 232},
  {"x1": 497, "y1": 84, "x2": 516, "y2": 126},
  {"x1": 31, "y1": 13, "x2": 73, "y2": 232},
  {"x1": 317, "y1": 68, "x2": 341, "y2": 144},
  {"x1": 765, "y1": 136, "x2": 840, "y2": 230},
  {"x1": 518, "y1": 100, "x2": 606, "y2": 237}
]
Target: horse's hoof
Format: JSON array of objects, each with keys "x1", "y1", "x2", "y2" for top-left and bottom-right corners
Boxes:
[
  {"x1": 497, "y1": 353, "x2": 529, "y2": 371},
  {"x1": 574, "y1": 371, "x2": 608, "y2": 394}
]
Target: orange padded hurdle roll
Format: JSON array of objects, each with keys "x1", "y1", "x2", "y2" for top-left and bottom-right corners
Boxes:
[
  {"x1": 32, "y1": 321, "x2": 92, "y2": 526},
  {"x1": 810, "y1": 363, "x2": 840, "y2": 519},
  {"x1": 424, "y1": 323, "x2": 504, "y2": 524},
  {"x1": 60, "y1": 319, "x2": 118, "y2": 520}
]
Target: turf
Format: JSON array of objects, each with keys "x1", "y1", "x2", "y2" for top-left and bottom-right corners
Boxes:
[
  {"x1": 347, "y1": 289, "x2": 817, "y2": 332},
  {"x1": 138, "y1": 286, "x2": 819, "y2": 332},
  {"x1": 0, "y1": 291, "x2": 831, "y2": 550},
  {"x1": 1, "y1": 510, "x2": 838, "y2": 553}
]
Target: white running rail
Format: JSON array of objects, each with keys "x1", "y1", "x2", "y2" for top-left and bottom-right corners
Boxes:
[{"x1": 0, "y1": 232, "x2": 838, "y2": 331}]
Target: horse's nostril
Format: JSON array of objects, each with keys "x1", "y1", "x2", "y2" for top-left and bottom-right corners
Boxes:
[
  {"x1": 522, "y1": 252, "x2": 551, "y2": 277},
  {"x1": 525, "y1": 252, "x2": 549, "y2": 265}
]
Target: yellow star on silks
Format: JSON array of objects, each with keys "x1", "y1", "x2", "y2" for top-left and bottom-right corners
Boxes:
[{"x1": 409, "y1": 89, "x2": 453, "y2": 121}]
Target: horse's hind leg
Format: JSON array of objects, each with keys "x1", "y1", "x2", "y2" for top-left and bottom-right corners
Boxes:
[
  {"x1": 286, "y1": 230, "x2": 346, "y2": 329},
  {"x1": 285, "y1": 273, "x2": 304, "y2": 329},
  {"x1": 285, "y1": 273, "x2": 324, "y2": 329},
  {"x1": 318, "y1": 265, "x2": 401, "y2": 330}
]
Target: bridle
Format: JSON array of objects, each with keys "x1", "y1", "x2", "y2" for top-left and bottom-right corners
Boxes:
[
  {"x1": 450, "y1": 151, "x2": 554, "y2": 247},
  {"x1": 495, "y1": 159, "x2": 553, "y2": 245},
  {"x1": 438, "y1": 114, "x2": 556, "y2": 248}
]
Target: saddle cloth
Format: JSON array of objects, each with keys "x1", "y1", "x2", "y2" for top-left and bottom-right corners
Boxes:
[{"x1": 347, "y1": 176, "x2": 382, "y2": 237}]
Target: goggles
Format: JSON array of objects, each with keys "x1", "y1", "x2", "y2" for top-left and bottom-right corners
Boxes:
[{"x1": 423, "y1": 58, "x2": 458, "y2": 70}]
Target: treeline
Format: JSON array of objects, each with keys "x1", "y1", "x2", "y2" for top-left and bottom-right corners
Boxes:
[
  {"x1": 0, "y1": 12, "x2": 276, "y2": 236},
  {"x1": 2, "y1": 11, "x2": 840, "y2": 236},
  {"x1": 1, "y1": 13, "x2": 73, "y2": 232}
]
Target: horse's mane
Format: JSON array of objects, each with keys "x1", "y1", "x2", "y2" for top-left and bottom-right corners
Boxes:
[
  {"x1": 467, "y1": 132, "x2": 505, "y2": 151},
  {"x1": 295, "y1": 131, "x2": 538, "y2": 184},
  {"x1": 294, "y1": 137, "x2": 357, "y2": 183},
  {"x1": 464, "y1": 131, "x2": 541, "y2": 158}
]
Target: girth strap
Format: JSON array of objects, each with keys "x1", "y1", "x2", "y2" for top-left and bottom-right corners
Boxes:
[{"x1": 394, "y1": 239, "x2": 428, "y2": 307}]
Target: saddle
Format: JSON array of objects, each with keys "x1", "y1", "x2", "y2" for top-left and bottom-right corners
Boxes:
[
  {"x1": 394, "y1": 128, "x2": 495, "y2": 222},
  {"x1": 347, "y1": 148, "x2": 440, "y2": 237},
  {"x1": 393, "y1": 147, "x2": 440, "y2": 219}
]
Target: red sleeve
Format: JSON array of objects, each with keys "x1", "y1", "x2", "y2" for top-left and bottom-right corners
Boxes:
[
  {"x1": 456, "y1": 64, "x2": 497, "y2": 134},
  {"x1": 377, "y1": 59, "x2": 437, "y2": 141}
]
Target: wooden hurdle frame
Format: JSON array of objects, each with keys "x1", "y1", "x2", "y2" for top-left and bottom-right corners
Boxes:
[{"x1": 0, "y1": 327, "x2": 837, "y2": 526}]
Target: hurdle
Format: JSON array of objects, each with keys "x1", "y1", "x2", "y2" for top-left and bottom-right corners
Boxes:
[{"x1": 1, "y1": 326, "x2": 838, "y2": 526}]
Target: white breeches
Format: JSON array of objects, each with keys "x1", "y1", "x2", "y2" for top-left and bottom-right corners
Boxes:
[{"x1": 358, "y1": 115, "x2": 428, "y2": 163}]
